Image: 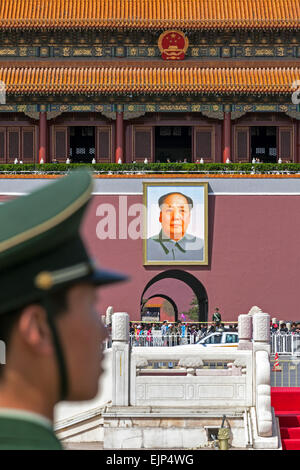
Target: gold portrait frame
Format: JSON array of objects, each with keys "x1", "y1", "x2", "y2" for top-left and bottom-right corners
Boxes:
[{"x1": 143, "y1": 182, "x2": 208, "y2": 266}]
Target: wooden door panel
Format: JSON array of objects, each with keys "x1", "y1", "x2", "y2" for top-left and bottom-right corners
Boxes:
[
  {"x1": 193, "y1": 127, "x2": 215, "y2": 162},
  {"x1": 96, "y1": 126, "x2": 112, "y2": 162},
  {"x1": 52, "y1": 127, "x2": 69, "y2": 162},
  {"x1": 235, "y1": 127, "x2": 250, "y2": 162},
  {"x1": 7, "y1": 128, "x2": 20, "y2": 162},
  {"x1": 0, "y1": 128, "x2": 5, "y2": 163},
  {"x1": 133, "y1": 127, "x2": 153, "y2": 162},
  {"x1": 279, "y1": 127, "x2": 293, "y2": 161},
  {"x1": 22, "y1": 127, "x2": 35, "y2": 162}
]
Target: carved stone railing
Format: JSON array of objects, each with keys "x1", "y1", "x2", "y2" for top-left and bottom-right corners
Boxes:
[
  {"x1": 111, "y1": 307, "x2": 273, "y2": 439},
  {"x1": 130, "y1": 348, "x2": 252, "y2": 408}
]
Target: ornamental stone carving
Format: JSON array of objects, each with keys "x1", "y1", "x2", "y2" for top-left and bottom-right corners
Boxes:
[
  {"x1": 253, "y1": 312, "x2": 270, "y2": 343},
  {"x1": 136, "y1": 358, "x2": 148, "y2": 368},
  {"x1": 248, "y1": 306, "x2": 263, "y2": 316},
  {"x1": 112, "y1": 312, "x2": 129, "y2": 342},
  {"x1": 227, "y1": 360, "x2": 247, "y2": 375},
  {"x1": 232, "y1": 359, "x2": 247, "y2": 368},
  {"x1": 256, "y1": 350, "x2": 272, "y2": 437},
  {"x1": 178, "y1": 357, "x2": 204, "y2": 368},
  {"x1": 238, "y1": 314, "x2": 252, "y2": 342}
]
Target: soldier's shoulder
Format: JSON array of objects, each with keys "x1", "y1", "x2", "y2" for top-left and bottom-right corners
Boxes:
[{"x1": 0, "y1": 416, "x2": 63, "y2": 450}]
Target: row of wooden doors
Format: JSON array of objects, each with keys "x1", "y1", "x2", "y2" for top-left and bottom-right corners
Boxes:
[
  {"x1": 236, "y1": 126, "x2": 294, "y2": 162},
  {"x1": 53, "y1": 124, "x2": 294, "y2": 163},
  {"x1": 0, "y1": 124, "x2": 294, "y2": 163},
  {"x1": 0, "y1": 127, "x2": 37, "y2": 162},
  {"x1": 52, "y1": 125, "x2": 217, "y2": 163}
]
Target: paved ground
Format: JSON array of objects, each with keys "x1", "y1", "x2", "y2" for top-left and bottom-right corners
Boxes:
[{"x1": 63, "y1": 442, "x2": 104, "y2": 450}]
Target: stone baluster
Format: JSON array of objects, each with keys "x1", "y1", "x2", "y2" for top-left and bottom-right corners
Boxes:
[
  {"x1": 238, "y1": 314, "x2": 253, "y2": 350},
  {"x1": 253, "y1": 311, "x2": 270, "y2": 355},
  {"x1": 106, "y1": 306, "x2": 113, "y2": 326},
  {"x1": 112, "y1": 312, "x2": 130, "y2": 406},
  {"x1": 253, "y1": 311, "x2": 272, "y2": 437}
]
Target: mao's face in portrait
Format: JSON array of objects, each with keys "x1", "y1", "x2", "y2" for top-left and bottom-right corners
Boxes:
[{"x1": 159, "y1": 193, "x2": 191, "y2": 241}]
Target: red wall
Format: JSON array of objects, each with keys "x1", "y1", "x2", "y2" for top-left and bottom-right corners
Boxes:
[{"x1": 81, "y1": 194, "x2": 300, "y2": 323}]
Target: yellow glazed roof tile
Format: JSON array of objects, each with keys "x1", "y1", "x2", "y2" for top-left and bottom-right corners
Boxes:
[
  {"x1": 0, "y1": 0, "x2": 299, "y2": 31},
  {"x1": 0, "y1": 65, "x2": 299, "y2": 95}
]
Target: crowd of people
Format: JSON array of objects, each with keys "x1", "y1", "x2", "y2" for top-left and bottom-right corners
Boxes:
[
  {"x1": 129, "y1": 321, "x2": 238, "y2": 347},
  {"x1": 271, "y1": 321, "x2": 300, "y2": 334}
]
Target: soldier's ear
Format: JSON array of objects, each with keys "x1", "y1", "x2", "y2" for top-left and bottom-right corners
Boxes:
[{"x1": 18, "y1": 305, "x2": 54, "y2": 356}]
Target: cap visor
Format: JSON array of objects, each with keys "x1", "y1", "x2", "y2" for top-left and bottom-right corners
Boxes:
[{"x1": 89, "y1": 268, "x2": 128, "y2": 286}]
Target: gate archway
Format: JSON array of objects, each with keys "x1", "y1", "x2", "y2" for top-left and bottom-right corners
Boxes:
[
  {"x1": 142, "y1": 294, "x2": 179, "y2": 322},
  {"x1": 140, "y1": 270, "x2": 208, "y2": 322}
]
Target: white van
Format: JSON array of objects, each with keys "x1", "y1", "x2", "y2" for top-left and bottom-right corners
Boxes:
[{"x1": 196, "y1": 331, "x2": 239, "y2": 348}]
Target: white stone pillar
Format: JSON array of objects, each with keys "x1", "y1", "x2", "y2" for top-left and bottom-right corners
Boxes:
[
  {"x1": 238, "y1": 314, "x2": 253, "y2": 350},
  {"x1": 253, "y1": 311, "x2": 272, "y2": 437},
  {"x1": 253, "y1": 311, "x2": 270, "y2": 355},
  {"x1": 255, "y1": 350, "x2": 272, "y2": 437},
  {"x1": 106, "y1": 306, "x2": 113, "y2": 326},
  {"x1": 112, "y1": 312, "x2": 130, "y2": 406}
]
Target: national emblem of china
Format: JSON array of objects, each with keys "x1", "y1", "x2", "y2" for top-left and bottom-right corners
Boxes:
[{"x1": 158, "y1": 31, "x2": 189, "y2": 60}]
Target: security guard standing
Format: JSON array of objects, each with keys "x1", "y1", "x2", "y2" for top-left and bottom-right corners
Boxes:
[
  {"x1": 212, "y1": 307, "x2": 222, "y2": 327},
  {"x1": 0, "y1": 171, "x2": 127, "y2": 449}
]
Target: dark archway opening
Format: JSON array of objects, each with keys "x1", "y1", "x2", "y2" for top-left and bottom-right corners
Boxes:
[
  {"x1": 70, "y1": 126, "x2": 95, "y2": 163},
  {"x1": 251, "y1": 126, "x2": 277, "y2": 163},
  {"x1": 155, "y1": 126, "x2": 192, "y2": 163},
  {"x1": 141, "y1": 270, "x2": 208, "y2": 322},
  {"x1": 141, "y1": 294, "x2": 179, "y2": 322}
]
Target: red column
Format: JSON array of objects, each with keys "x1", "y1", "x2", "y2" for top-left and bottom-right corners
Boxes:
[
  {"x1": 297, "y1": 121, "x2": 300, "y2": 163},
  {"x1": 223, "y1": 111, "x2": 232, "y2": 163},
  {"x1": 115, "y1": 109, "x2": 124, "y2": 163},
  {"x1": 39, "y1": 111, "x2": 47, "y2": 163}
]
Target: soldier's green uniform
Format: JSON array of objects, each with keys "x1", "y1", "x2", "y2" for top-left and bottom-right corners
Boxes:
[
  {"x1": 0, "y1": 171, "x2": 126, "y2": 450},
  {"x1": 0, "y1": 411, "x2": 62, "y2": 450}
]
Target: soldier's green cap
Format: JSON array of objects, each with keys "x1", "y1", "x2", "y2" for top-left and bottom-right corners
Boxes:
[{"x1": 0, "y1": 170, "x2": 127, "y2": 315}]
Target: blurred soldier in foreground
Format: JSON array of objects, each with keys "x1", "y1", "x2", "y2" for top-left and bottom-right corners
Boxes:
[{"x1": 0, "y1": 171, "x2": 126, "y2": 449}]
